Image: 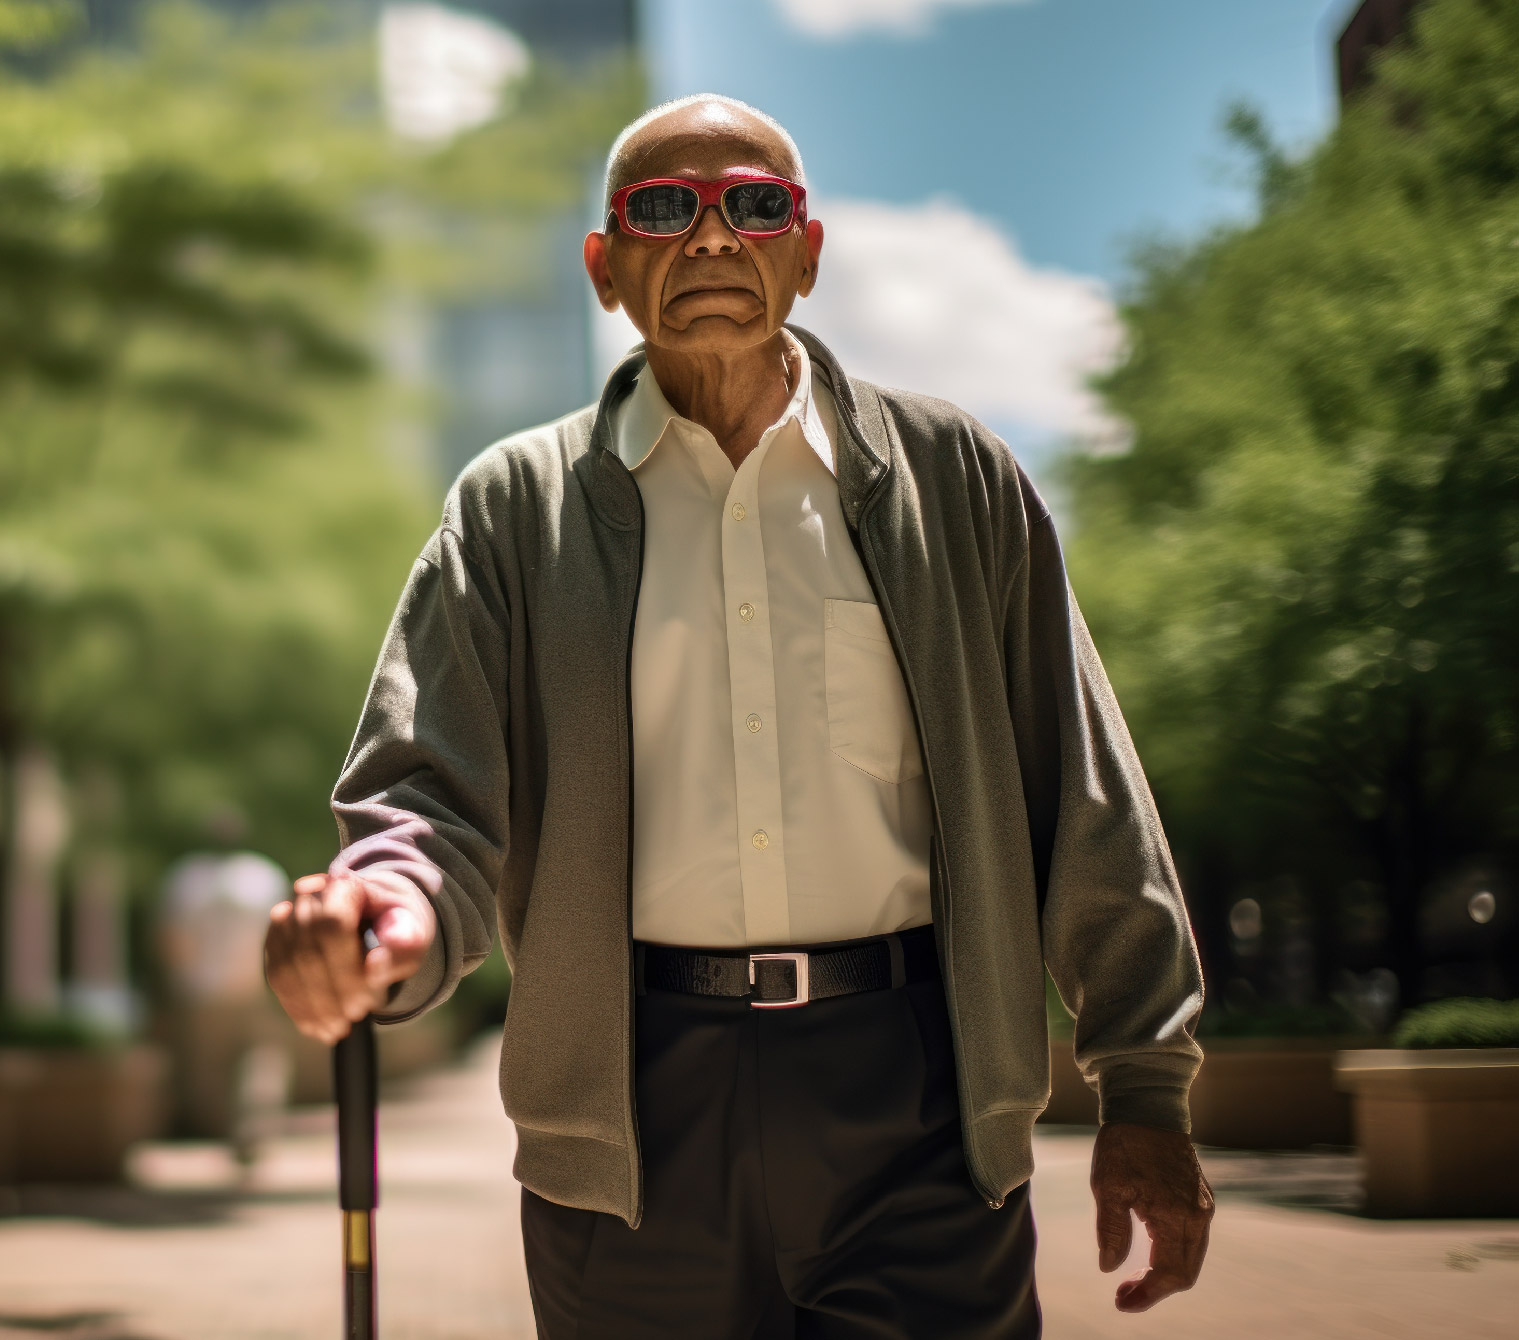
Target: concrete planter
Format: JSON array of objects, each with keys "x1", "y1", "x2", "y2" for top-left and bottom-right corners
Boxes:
[
  {"x1": 1041, "y1": 1033, "x2": 1385, "y2": 1148},
  {"x1": 1333, "y1": 1047, "x2": 1519, "y2": 1217},
  {"x1": 1040, "y1": 1035, "x2": 1098, "y2": 1125},
  {"x1": 1188, "y1": 1035, "x2": 1385, "y2": 1149},
  {"x1": 0, "y1": 1044, "x2": 170, "y2": 1182},
  {"x1": 0, "y1": 1051, "x2": 30, "y2": 1181}
]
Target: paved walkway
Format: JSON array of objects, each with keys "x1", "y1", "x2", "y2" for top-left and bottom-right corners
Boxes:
[{"x1": 1, "y1": 1033, "x2": 1514, "y2": 1339}]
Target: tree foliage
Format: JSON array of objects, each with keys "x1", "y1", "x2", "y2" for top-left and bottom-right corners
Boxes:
[
  {"x1": 0, "y1": 1, "x2": 640, "y2": 924},
  {"x1": 1064, "y1": 0, "x2": 1519, "y2": 1014}
]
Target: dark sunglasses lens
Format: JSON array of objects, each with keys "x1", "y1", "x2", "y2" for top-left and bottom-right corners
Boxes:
[
  {"x1": 624, "y1": 184, "x2": 699, "y2": 234},
  {"x1": 723, "y1": 181, "x2": 794, "y2": 233}
]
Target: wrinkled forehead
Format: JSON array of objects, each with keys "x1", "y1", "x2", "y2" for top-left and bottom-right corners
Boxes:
[{"x1": 616, "y1": 121, "x2": 800, "y2": 193}]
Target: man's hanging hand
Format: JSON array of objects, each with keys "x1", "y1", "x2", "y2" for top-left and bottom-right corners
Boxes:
[
  {"x1": 264, "y1": 871, "x2": 437, "y2": 1044},
  {"x1": 1090, "y1": 1120, "x2": 1215, "y2": 1313}
]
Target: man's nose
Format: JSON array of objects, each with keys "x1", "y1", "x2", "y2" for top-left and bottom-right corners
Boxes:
[{"x1": 685, "y1": 204, "x2": 740, "y2": 257}]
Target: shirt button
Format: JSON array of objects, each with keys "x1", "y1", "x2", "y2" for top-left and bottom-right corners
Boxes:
[
  {"x1": 738, "y1": 602, "x2": 755, "y2": 622},
  {"x1": 746, "y1": 713, "x2": 762, "y2": 733},
  {"x1": 731, "y1": 502, "x2": 747, "y2": 521},
  {"x1": 751, "y1": 830, "x2": 769, "y2": 850}
]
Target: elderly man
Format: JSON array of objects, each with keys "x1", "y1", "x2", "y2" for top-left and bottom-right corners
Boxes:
[{"x1": 265, "y1": 94, "x2": 1214, "y2": 1337}]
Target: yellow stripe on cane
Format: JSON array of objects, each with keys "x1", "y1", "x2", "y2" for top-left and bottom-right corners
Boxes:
[{"x1": 343, "y1": 1210, "x2": 372, "y2": 1269}]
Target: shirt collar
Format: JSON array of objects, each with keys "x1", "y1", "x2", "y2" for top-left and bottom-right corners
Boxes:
[{"x1": 614, "y1": 328, "x2": 836, "y2": 476}]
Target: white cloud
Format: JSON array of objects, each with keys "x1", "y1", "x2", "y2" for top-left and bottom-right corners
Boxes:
[
  {"x1": 379, "y1": 4, "x2": 530, "y2": 144},
  {"x1": 589, "y1": 197, "x2": 1126, "y2": 453},
  {"x1": 799, "y1": 197, "x2": 1125, "y2": 448},
  {"x1": 773, "y1": 0, "x2": 1037, "y2": 40}
]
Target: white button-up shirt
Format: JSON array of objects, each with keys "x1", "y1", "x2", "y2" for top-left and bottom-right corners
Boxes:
[{"x1": 615, "y1": 330, "x2": 933, "y2": 948}]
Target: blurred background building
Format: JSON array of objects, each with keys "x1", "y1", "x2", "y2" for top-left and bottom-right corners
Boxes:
[
  {"x1": 1336, "y1": 0, "x2": 1425, "y2": 101},
  {"x1": 383, "y1": 0, "x2": 640, "y2": 479},
  {"x1": 77, "y1": 0, "x2": 640, "y2": 482}
]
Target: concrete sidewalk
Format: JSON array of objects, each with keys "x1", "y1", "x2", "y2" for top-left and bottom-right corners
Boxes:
[{"x1": 1, "y1": 1032, "x2": 1514, "y2": 1339}]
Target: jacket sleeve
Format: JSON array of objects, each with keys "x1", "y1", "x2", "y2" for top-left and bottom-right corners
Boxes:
[
  {"x1": 1006, "y1": 475, "x2": 1205, "y2": 1133},
  {"x1": 326, "y1": 521, "x2": 508, "y2": 1024}
]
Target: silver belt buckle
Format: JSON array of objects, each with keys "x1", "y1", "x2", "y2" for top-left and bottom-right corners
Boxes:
[{"x1": 748, "y1": 951, "x2": 810, "y2": 1009}]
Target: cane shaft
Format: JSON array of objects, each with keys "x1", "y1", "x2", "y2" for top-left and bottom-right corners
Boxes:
[
  {"x1": 335, "y1": 1015, "x2": 378, "y2": 1339},
  {"x1": 334, "y1": 1017, "x2": 377, "y2": 1209}
]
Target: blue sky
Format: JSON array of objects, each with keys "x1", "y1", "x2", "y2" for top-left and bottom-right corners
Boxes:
[
  {"x1": 591, "y1": 0, "x2": 1363, "y2": 488},
  {"x1": 641, "y1": 0, "x2": 1357, "y2": 284}
]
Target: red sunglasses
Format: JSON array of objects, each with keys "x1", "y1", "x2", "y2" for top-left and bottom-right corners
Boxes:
[{"x1": 606, "y1": 169, "x2": 807, "y2": 240}]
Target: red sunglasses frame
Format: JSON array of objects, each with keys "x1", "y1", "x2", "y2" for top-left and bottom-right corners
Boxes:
[{"x1": 606, "y1": 169, "x2": 808, "y2": 240}]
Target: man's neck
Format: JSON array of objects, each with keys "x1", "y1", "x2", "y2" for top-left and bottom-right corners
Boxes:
[{"x1": 644, "y1": 332, "x2": 799, "y2": 472}]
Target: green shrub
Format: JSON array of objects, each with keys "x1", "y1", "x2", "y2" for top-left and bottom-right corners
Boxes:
[
  {"x1": 0, "y1": 1012, "x2": 127, "y2": 1049},
  {"x1": 1390, "y1": 997, "x2": 1519, "y2": 1049},
  {"x1": 1196, "y1": 1000, "x2": 1359, "y2": 1038}
]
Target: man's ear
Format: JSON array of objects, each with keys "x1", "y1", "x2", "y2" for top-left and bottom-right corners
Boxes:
[
  {"x1": 584, "y1": 231, "x2": 622, "y2": 313},
  {"x1": 797, "y1": 217, "x2": 824, "y2": 299}
]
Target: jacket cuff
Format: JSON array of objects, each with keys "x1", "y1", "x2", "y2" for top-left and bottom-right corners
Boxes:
[{"x1": 1098, "y1": 1084, "x2": 1193, "y2": 1134}]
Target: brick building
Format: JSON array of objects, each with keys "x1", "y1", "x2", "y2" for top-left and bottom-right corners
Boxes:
[{"x1": 1336, "y1": 0, "x2": 1425, "y2": 103}]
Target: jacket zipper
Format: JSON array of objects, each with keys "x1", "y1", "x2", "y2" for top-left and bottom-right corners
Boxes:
[
  {"x1": 624, "y1": 481, "x2": 647, "y2": 1229},
  {"x1": 846, "y1": 444, "x2": 1005, "y2": 1212}
]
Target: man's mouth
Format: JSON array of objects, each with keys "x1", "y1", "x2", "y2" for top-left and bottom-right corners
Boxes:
[
  {"x1": 667, "y1": 278, "x2": 760, "y2": 300},
  {"x1": 661, "y1": 283, "x2": 766, "y2": 330}
]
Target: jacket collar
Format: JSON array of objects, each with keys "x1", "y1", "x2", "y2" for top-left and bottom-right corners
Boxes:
[
  {"x1": 613, "y1": 328, "x2": 836, "y2": 477},
  {"x1": 584, "y1": 323, "x2": 890, "y2": 533},
  {"x1": 786, "y1": 322, "x2": 890, "y2": 530}
]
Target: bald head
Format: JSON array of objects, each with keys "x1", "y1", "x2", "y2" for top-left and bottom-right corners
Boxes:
[{"x1": 602, "y1": 94, "x2": 807, "y2": 214}]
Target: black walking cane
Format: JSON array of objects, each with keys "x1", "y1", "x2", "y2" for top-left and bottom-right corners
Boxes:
[{"x1": 334, "y1": 927, "x2": 381, "y2": 1340}]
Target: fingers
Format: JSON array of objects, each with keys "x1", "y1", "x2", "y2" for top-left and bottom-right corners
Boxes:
[
  {"x1": 1094, "y1": 1193, "x2": 1134, "y2": 1273},
  {"x1": 1112, "y1": 1171, "x2": 1215, "y2": 1313},
  {"x1": 304, "y1": 874, "x2": 373, "y2": 1024},
  {"x1": 264, "y1": 872, "x2": 383, "y2": 1045},
  {"x1": 1112, "y1": 1211, "x2": 1189, "y2": 1313},
  {"x1": 266, "y1": 894, "x2": 346, "y2": 1044},
  {"x1": 1090, "y1": 1127, "x2": 1137, "y2": 1273}
]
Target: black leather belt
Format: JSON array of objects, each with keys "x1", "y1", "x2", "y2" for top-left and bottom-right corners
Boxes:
[{"x1": 635, "y1": 924, "x2": 939, "y2": 1009}]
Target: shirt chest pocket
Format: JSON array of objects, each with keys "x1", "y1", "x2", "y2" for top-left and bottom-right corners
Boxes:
[{"x1": 823, "y1": 598, "x2": 925, "y2": 785}]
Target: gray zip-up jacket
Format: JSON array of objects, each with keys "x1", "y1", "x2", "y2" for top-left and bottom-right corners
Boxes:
[{"x1": 330, "y1": 324, "x2": 1205, "y2": 1227}]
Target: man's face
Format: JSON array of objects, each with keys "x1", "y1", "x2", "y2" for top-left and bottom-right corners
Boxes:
[{"x1": 585, "y1": 123, "x2": 824, "y2": 357}]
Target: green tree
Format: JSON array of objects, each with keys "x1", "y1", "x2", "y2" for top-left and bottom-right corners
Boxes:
[
  {"x1": 0, "y1": 0, "x2": 640, "y2": 1009},
  {"x1": 1064, "y1": 0, "x2": 1519, "y2": 1018}
]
